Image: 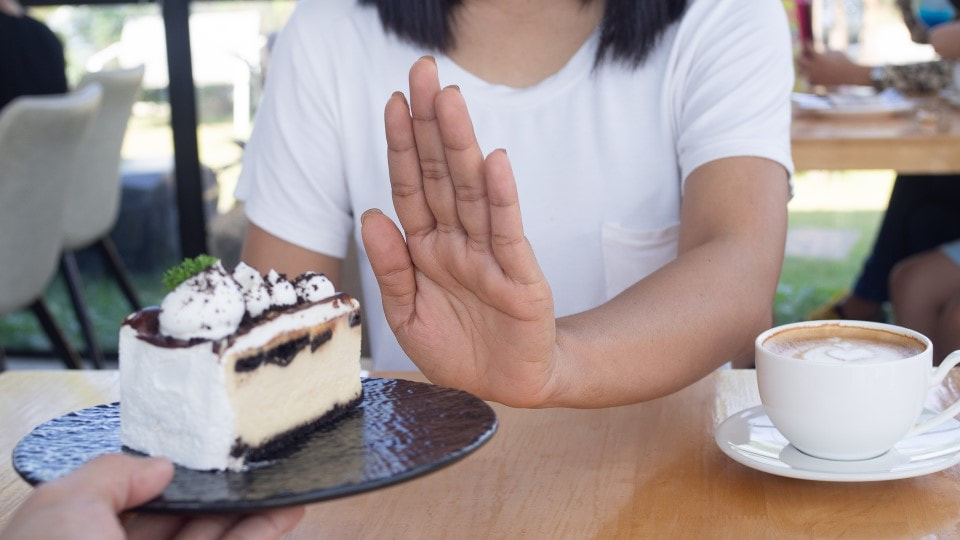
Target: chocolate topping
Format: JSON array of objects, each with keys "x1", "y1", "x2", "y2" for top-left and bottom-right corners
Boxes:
[{"x1": 124, "y1": 292, "x2": 358, "y2": 349}]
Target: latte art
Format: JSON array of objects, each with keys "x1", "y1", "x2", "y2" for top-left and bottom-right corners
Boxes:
[
  {"x1": 763, "y1": 324, "x2": 925, "y2": 364},
  {"x1": 790, "y1": 337, "x2": 912, "y2": 363}
]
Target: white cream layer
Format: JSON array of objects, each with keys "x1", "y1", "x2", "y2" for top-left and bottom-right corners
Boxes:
[{"x1": 120, "y1": 297, "x2": 362, "y2": 471}]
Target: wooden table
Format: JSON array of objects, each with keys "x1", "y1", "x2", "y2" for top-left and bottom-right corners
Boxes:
[
  {"x1": 4, "y1": 369, "x2": 960, "y2": 538},
  {"x1": 791, "y1": 99, "x2": 960, "y2": 173}
]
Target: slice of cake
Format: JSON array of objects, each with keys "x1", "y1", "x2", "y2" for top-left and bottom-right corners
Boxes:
[{"x1": 119, "y1": 259, "x2": 362, "y2": 471}]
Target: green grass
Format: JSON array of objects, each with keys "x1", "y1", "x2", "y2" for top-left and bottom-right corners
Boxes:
[
  {"x1": 774, "y1": 209, "x2": 883, "y2": 325},
  {"x1": 0, "y1": 270, "x2": 167, "y2": 355}
]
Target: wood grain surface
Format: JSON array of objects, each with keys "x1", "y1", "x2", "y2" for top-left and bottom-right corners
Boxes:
[
  {"x1": 3, "y1": 369, "x2": 960, "y2": 538},
  {"x1": 792, "y1": 99, "x2": 960, "y2": 173}
]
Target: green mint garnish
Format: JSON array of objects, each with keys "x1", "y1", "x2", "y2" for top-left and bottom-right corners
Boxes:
[{"x1": 162, "y1": 255, "x2": 219, "y2": 291}]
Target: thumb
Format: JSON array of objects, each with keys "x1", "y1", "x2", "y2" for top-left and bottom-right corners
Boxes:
[
  {"x1": 51, "y1": 454, "x2": 173, "y2": 512},
  {"x1": 360, "y1": 208, "x2": 417, "y2": 334}
]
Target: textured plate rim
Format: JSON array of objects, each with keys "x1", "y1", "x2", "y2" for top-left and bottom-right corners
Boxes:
[{"x1": 13, "y1": 377, "x2": 498, "y2": 513}]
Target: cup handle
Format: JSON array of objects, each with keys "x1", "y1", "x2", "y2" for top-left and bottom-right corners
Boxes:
[{"x1": 906, "y1": 350, "x2": 960, "y2": 438}]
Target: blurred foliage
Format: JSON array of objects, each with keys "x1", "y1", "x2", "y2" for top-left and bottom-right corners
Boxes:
[
  {"x1": 32, "y1": 5, "x2": 156, "y2": 85},
  {"x1": 774, "y1": 210, "x2": 884, "y2": 325}
]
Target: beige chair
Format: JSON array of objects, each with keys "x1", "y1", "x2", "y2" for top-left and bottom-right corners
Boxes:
[
  {"x1": 59, "y1": 66, "x2": 144, "y2": 369},
  {"x1": 0, "y1": 84, "x2": 103, "y2": 371}
]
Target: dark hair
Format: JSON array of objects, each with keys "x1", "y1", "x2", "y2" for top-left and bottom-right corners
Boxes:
[{"x1": 358, "y1": 0, "x2": 689, "y2": 67}]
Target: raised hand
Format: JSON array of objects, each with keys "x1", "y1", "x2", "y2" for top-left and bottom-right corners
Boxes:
[{"x1": 361, "y1": 57, "x2": 558, "y2": 407}]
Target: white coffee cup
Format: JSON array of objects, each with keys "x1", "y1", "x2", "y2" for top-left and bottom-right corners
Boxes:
[{"x1": 756, "y1": 320, "x2": 960, "y2": 461}]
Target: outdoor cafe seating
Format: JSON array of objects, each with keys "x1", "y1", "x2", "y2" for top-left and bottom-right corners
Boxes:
[{"x1": 2, "y1": 1, "x2": 960, "y2": 537}]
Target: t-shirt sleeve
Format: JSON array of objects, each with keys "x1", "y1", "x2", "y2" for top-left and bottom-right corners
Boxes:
[
  {"x1": 235, "y1": 3, "x2": 353, "y2": 258},
  {"x1": 672, "y1": 0, "x2": 795, "y2": 187}
]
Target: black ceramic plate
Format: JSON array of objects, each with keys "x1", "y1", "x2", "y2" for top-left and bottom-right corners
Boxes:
[{"x1": 13, "y1": 377, "x2": 497, "y2": 513}]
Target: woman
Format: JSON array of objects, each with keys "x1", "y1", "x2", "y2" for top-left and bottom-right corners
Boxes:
[{"x1": 238, "y1": 0, "x2": 794, "y2": 407}]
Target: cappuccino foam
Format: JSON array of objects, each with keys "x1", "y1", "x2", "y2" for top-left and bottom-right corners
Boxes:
[{"x1": 763, "y1": 324, "x2": 925, "y2": 364}]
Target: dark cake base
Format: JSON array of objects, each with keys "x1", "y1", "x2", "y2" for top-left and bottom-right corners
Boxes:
[{"x1": 230, "y1": 390, "x2": 365, "y2": 466}]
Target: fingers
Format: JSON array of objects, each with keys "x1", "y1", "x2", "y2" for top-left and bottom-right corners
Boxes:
[
  {"x1": 223, "y1": 506, "x2": 306, "y2": 539},
  {"x1": 173, "y1": 514, "x2": 245, "y2": 539},
  {"x1": 409, "y1": 57, "x2": 462, "y2": 231},
  {"x1": 385, "y1": 89, "x2": 435, "y2": 238},
  {"x1": 485, "y1": 149, "x2": 542, "y2": 285},
  {"x1": 125, "y1": 507, "x2": 304, "y2": 540},
  {"x1": 383, "y1": 59, "x2": 538, "y2": 291},
  {"x1": 361, "y1": 208, "x2": 418, "y2": 334},
  {"x1": 124, "y1": 514, "x2": 188, "y2": 540},
  {"x1": 435, "y1": 85, "x2": 490, "y2": 250},
  {"x1": 387, "y1": 58, "x2": 492, "y2": 250},
  {"x1": 49, "y1": 454, "x2": 174, "y2": 513}
]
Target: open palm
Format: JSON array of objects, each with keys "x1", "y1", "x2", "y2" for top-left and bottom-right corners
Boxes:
[{"x1": 361, "y1": 57, "x2": 558, "y2": 407}]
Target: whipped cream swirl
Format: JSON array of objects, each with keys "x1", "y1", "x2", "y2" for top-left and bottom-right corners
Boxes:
[
  {"x1": 266, "y1": 270, "x2": 298, "y2": 307},
  {"x1": 232, "y1": 262, "x2": 271, "y2": 318},
  {"x1": 158, "y1": 262, "x2": 245, "y2": 340},
  {"x1": 158, "y1": 260, "x2": 338, "y2": 340},
  {"x1": 295, "y1": 272, "x2": 335, "y2": 303}
]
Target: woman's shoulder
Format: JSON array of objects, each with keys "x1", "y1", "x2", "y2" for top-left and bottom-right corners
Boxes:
[
  {"x1": 680, "y1": 0, "x2": 788, "y2": 28},
  {"x1": 285, "y1": 0, "x2": 381, "y2": 42},
  {"x1": 671, "y1": 0, "x2": 790, "y2": 55}
]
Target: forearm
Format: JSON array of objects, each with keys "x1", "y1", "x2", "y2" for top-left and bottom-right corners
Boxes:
[
  {"x1": 241, "y1": 222, "x2": 344, "y2": 287},
  {"x1": 845, "y1": 63, "x2": 873, "y2": 87},
  {"x1": 547, "y1": 236, "x2": 780, "y2": 407},
  {"x1": 543, "y1": 157, "x2": 789, "y2": 408},
  {"x1": 930, "y1": 22, "x2": 960, "y2": 60}
]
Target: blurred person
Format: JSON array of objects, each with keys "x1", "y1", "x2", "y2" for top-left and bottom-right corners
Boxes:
[
  {"x1": 929, "y1": 19, "x2": 960, "y2": 58},
  {"x1": 0, "y1": 0, "x2": 67, "y2": 111},
  {"x1": 238, "y1": 0, "x2": 795, "y2": 407},
  {"x1": 890, "y1": 238, "x2": 960, "y2": 365},
  {"x1": 808, "y1": 176, "x2": 960, "y2": 322},
  {"x1": 802, "y1": 4, "x2": 960, "y2": 323},
  {"x1": 797, "y1": 0, "x2": 959, "y2": 92},
  {"x1": 0, "y1": 453, "x2": 305, "y2": 540}
]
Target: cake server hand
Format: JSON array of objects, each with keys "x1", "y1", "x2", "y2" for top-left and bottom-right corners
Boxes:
[{"x1": 0, "y1": 454, "x2": 305, "y2": 540}]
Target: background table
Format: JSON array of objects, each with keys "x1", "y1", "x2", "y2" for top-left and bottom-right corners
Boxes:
[
  {"x1": 792, "y1": 99, "x2": 960, "y2": 173},
  {"x1": 3, "y1": 369, "x2": 960, "y2": 537}
]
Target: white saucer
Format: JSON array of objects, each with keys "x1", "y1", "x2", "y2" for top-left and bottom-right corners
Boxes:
[{"x1": 715, "y1": 406, "x2": 960, "y2": 482}]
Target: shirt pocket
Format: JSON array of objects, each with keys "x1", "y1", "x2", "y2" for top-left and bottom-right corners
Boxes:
[{"x1": 601, "y1": 222, "x2": 680, "y2": 300}]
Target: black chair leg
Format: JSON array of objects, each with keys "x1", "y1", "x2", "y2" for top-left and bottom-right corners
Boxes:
[
  {"x1": 98, "y1": 237, "x2": 142, "y2": 311},
  {"x1": 30, "y1": 299, "x2": 84, "y2": 369},
  {"x1": 0, "y1": 341, "x2": 6, "y2": 372},
  {"x1": 61, "y1": 252, "x2": 106, "y2": 369}
]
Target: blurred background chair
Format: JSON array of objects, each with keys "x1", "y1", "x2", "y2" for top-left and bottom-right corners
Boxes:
[
  {"x1": 0, "y1": 84, "x2": 103, "y2": 371},
  {"x1": 59, "y1": 66, "x2": 144, "y2": 369}
]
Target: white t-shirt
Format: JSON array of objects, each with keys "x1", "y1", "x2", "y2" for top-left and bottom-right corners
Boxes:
[{"x1": 237, "y1": 0, "x2": 795, "y2": 371}]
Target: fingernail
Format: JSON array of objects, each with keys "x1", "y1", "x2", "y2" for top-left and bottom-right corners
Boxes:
[
  {"x1": 391, "y1": 91, "x2": 407, "y2": 106},
  {"x1": 444, "y1": 84, "x2": 461, "y2": 93},
  {"x1": 361, "y1": 208, "x2": 383, "y2": 225},
  {"x1": 497, "y1": 148, "x2": 508, "y2": 156},
  {"x1": 419, "y1": 55, "x2": 436, "y2": 65}
]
